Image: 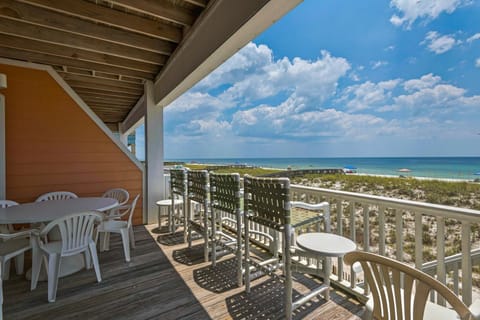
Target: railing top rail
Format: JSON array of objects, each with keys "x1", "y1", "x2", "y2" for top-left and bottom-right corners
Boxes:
[{"x1": 291, "y1": 184, "x2": 480, "y2": 222}]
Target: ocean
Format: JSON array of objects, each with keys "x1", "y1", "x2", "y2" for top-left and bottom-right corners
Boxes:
[{"x1": 167, "y1": 157, "x2": 480, "y2": 181}]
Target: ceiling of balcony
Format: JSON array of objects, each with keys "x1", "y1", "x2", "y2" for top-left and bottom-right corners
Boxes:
[{"x1": 0, "y1": 0, "x2": 208, "y2": 131}]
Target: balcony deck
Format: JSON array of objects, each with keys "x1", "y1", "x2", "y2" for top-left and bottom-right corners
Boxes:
[{"x1": 3, "y1": 225, "x2": 364, "y2": 319}]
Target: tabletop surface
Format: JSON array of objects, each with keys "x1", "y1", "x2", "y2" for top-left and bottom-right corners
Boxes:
[
  {"x1": 296, "y1": 232, "x2": 356, "y2": 257},
  {"x1": 156, "y1": 199, "x2": 183, "y2": 206},
  {"x1": 0, "y1": 197, "x2": 118, "y2": 224}
]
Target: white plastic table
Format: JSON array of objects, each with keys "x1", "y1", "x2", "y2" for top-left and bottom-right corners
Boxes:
[
  {"x1": 296, "y1": 232, "x2": 356, "y2": 300},
  {"x1": 0, "y1": 197, "x2": 118, "y2": 224},
  {"x1": 156, "y1": 199, "x2": 183, "y2": 233},
  {"x1": 0, "y1": 197, "x2": 118, "y2": 279}
]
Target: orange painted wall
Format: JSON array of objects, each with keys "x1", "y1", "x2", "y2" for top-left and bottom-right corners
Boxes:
[{"x1": 0, "y1": 63, "x2": 144, "y2": 225}]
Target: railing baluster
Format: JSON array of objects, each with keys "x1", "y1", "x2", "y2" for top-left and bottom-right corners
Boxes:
[
  {"x1": 350, "y1": 202, "x2": 356, "y2": 288},
  {"x1": 415, "y1": 212, "x2": 423, "y2": 269},
  {"x1": 337, "y1": 199, "x2": 344, "y2": 282},
  {"x1": 379, "y1": 206, "x2": 386, "y2": 256},
  {"x1": 462, "y1": 221, "x2": 472, "y2": 305},
  {"x1": 436, "y1": 216, "x2": 446, "y2": 306},
  {"x1": 395, "y1": 209, "x2": 403, "y2": 262}
]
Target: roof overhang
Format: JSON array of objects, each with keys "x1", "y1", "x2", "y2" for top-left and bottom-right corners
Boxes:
[{"x1": 121, "y1": 0, "x2": 302, "y2": 132}]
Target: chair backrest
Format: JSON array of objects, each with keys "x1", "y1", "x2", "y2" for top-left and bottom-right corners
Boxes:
[
  {"x1": 40, "y1": 212, "x2": 102, "y2": 256},
  {"x1": 0, "y1": 200, "x2": 18, "y2": 208},
  {"x1": 170, "y1": 168, "x2": 187, "y2": 199},
  {"x1": 102, "y1": 188, "x2": 129, "y2": 206},
  {"x1": 344, "y1": 251, "x2": 472, "y2": 320},
  {"x1": 35, "y1": 191, "x2": 78, "y2": 202},
  {"x1": 125, "y1": 195, "x2": 140, "y2": 228},
  {"x1": 187, "y1": 170, "x2": 209, "y2": 203},
  {"x1": 209, "y1": 172, "x2": 241, "y2": 215},
  {"x1": 243, "y1": 175, "x2": 291, "y2": 231}
]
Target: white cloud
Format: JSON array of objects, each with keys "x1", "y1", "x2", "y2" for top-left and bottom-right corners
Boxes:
[
  {"x1": 371, "y1": 60, "x2": 388, "y2": 69},
  {"x1": 476, "y1": 58, "x2": 480, "y2": 68},
  {"x1": 339, "y1": 79, "x2": 400, "y2": 111},
  {"x1": 219, "y1": 48, "x2": 350, "y2": 106},
  {"x1": 403, "y1": 73, "x2": 441, "y2": 91},
  {"x1": 467, "y1": 33, "x2": 480, "y2": 43},
  {"x1": 390, "y1": 0, "x2": 468, "y2": 28},
  {"x1": 421, "y1": 31, "x2": 459, "y2": 54},
  {"x1": 394, "y1": 84, "x2": 466, "y2": 110},
  {"x1": 385, "y1": 45, "x2": 395, "y2": 51}
]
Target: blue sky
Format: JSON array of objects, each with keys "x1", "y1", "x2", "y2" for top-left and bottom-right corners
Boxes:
[{"x1": 136, "y1": 0, "x2": 480, "y2": 160}]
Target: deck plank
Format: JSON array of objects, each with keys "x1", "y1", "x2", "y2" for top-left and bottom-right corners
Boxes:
[{"x1": 2, "y1": 225, "x2": 364, "y2": 319}]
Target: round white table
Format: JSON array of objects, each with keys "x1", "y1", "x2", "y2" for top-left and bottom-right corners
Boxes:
[
  {"x1": 296, "y1": 232, "x2": 356, "y2": 300},
  {"x1": 0, "y1": 197, "x2": 118, "y2": 280},
  {"x1": 156, "y1": 199, "x2": 183, "y2": 233}
]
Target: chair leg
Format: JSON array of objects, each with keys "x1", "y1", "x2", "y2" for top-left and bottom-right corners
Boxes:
[
  {"x1": 88, "y1": 241, "x2": 102, "y2": 283},
  {"x1": 1, "y1": 260, "x2": 9, "y2": 281},
  {"x1": 47, "y1": 253, "x2": 61, "y2": 303},
  {"x1": 119, "y1": 229, "x2": 131, "y2": 262},
  {"x1": 104, "y1": 233, "x2": 111, "y2": 251},
  {"x1": 98, "y1": 232, "x2": 105, "y2": 252},
  {"x1": 188, "y1": 223, "x2": 192, "y2": 248},
  {"x1": 84, "y1": 250, "x2": 92, "y2": 269},
  {"x1": 31, "y1": 246, "x2": 43, "y2": 291},
  {"x1": 129, "y1": 226, "x2": 135, "y2": 249},
  {"x1": 14, "y1": 253, "x2": 25, "y2": 275}
]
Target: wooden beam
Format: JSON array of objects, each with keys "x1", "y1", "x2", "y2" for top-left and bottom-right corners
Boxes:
[
  {"x1": 0, "y1": 0, "x2": 175, "y2": 54},
  {"x1": 20, "y1": 0, "x2": 183, "y2": 42},
  {"x1": 154, "y1": 0, "x2": 302, "y2": 107},
  {"x1": 0, "y1": 18, "x2": 167, "y2": 63},
  {"x1": 72, "y1": 87, "x2": 142, "y2": 99},
  {"x1": 184, "y1": 0, "x2": 208, "y2": 8},
  {"x1": 0, "y1": 46, "x2": 155, "y2": 79},
  {"x1": 0, "y1": 34, "x2": 162, "y2": 73},
  {"x1": 120, "y1": 95, "x2": 145, "y2": 135},
  {"x1": 86, "y1": 102, "x2": 133, "y2": 109},
  {"x1": 108, "y1": 0, "x2": 197, "y2": 26},
  {"x1": 68, "y1": 80, "x2": 143, "y2": 95},
  {"x1": 81, "y1": 96, "x2": 138, "y2": 104},
  {"x1": 59, "y1": 72, "x2": 144, "y2": 90}
]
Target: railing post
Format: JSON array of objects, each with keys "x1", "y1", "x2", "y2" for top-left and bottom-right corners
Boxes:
[{"x1": 350, "y1": 202, "x2": 356, "y2": 288}]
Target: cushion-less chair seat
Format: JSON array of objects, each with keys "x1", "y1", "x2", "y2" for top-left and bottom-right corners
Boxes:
[
  {"x1": 0, "y1": 238, "x2": 30, "y2": 256},
  {"x1": 100, "y1": 220, "x2": 127, "y2": 231}
]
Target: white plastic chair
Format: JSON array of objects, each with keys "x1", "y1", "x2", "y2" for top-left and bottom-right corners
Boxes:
[
  {"x1": 31, "y1": 212, "x2": 102, "y2": 302},
  {"x1": 35, "y1": 191, "x2": 78, "y2": 202},
  {"x1": 0, "y1": 200, "x2": 18, "y2": 233},
  {"x1": 344, "y1": 251, "x2": 480, "y2": 320},
  {"x1": 102, "y1": 188, "x2": 129, "y2": 206},
  {"x1": 96, "y1": 195, "x2": 140, "y2": 262},
  {"x1": 102, "y1": 188, "x2": 130, "y2": 220},
  {"x1": 0, "y1": 230, "x2": 33, "y2": 280}
]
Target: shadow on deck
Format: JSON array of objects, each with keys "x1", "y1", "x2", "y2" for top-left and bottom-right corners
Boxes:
[{"x1": 2, "y1": 225, "x2": 364, "y2": 319}]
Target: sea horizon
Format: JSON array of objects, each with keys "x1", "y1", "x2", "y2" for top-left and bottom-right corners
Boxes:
[{"x1": 166, "y1": 156, "x2": 480, "y2": 181}]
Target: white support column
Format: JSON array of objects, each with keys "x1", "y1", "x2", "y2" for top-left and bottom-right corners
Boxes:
[
  {"x1": 145, "y1": 80, "x2": 165, "y2": 224},
  {"x1": 0, "y1": 94, "x2": 5, "y2": 199}
]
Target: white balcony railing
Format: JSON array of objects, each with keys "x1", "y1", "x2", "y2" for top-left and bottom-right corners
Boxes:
[
  {"x1": 165, "y1": 172, "x2": 480, "y2": 307},
  {"x1": 289, "y1": 184, "x2": 480, "y2": 306}
]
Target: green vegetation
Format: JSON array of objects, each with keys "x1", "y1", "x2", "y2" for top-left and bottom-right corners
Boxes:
[
  {"x1": 182, "y1": 164, "x2": 282, "y2": 177},
  {"x1": 291, "y1": 173, "x2": 480, "y2": 209}
]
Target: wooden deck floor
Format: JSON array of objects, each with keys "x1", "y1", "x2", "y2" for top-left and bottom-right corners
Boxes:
[{"x1": 3, "y1": 225, "x2": 364, "y2": 319}]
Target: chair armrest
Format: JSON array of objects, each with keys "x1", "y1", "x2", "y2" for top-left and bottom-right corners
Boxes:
[
  {"x1": 291, "y1": 201, "x2": 329, "y2": 211},
  {"x1": 292, "y1": 215, "x2": 324, "y2": 229},
  {"x1": 469, "y1": 299, "x2": 480, "y2": 320},
  {"x1": 0, "y1": 229, "x2": 36, "y2": 240}
]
